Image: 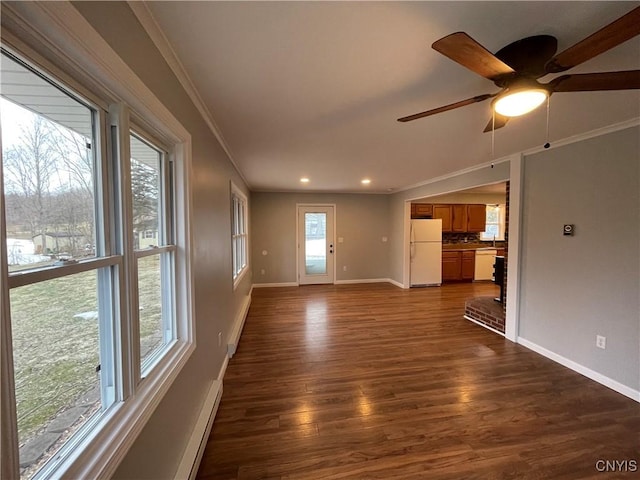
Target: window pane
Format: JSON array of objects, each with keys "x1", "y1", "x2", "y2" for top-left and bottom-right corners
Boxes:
[
  {"x1": 11, "y1": 270, "x2": 104, "y2": 479},
  {"x1": 486, "y1": 206, "x2": 499, "y2": 223},
  {"x1": 130, "y1": 135, "x2": 161, "y2": 250},
  {"x1": 484, "y1": 224, "x2": 500, "y2": 238},
  {"x1": 305, "y1": 212, "x2": 327, "y2": 275},
  {"x1": 138, "y1": 254, "x2": 170, "y2": 368},
  {"x1": 1, "y1": 53, "x2": 96, "y2": 272}
]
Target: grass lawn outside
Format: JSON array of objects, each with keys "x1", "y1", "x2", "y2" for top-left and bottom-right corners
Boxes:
[{"x1": 10, "y1": 254, "x2": 164, "y2": 471}]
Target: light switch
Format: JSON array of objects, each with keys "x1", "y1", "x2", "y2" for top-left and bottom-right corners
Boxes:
[
  {"x1": 382, "y1": 236, "x2": 388, "y2": 242},
  {"x1": 338, "y1": 237, "x2": 344, "y2": 243}
]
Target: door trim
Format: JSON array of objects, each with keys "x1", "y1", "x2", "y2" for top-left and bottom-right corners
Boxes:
[{"x1": 296, "y1": 204, "x2": 336, "y2": 285}]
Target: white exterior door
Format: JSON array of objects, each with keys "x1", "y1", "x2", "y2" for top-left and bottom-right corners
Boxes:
[{"x1": 297, "y1": 205, "x2": 335, "y2": 285}]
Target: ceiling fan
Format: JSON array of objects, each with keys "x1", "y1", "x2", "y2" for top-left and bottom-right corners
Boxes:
[{"x1": 398, "y1": 6, "x2": 640, "y2": 132}]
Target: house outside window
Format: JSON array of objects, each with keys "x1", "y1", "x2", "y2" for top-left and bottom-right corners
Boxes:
[
  {"x1": 231, "y1": 183, "x2": 248, "y2": 287},
  {"x1": 1, "y1": 26, "x2": 193, "y2": 480}
]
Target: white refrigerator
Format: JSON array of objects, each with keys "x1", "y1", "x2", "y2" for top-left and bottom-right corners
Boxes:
[{"x1": 410, "y1": 219, "x2": 442, "y2": 286}]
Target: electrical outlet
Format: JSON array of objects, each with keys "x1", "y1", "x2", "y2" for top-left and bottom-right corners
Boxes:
[
  {"x1": 218, "y1": 332, "x2": 222, "y2": 347},
  {"x1": 261, "y1": 269, "x2": 265, "y2": 275},
  {"x1": 596, "y1": 335, "x2": 606, "y2": 349},
  {"x1": 343, "y1": 265, "x2": 347, "y2": 271}
]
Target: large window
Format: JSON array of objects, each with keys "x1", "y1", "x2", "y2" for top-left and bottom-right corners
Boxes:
[
  {"x1": 1, "y1": 33, "x2": 192, "y2": 480},
  {"x1": 1, "y1": 50, "x2": 115, "y2": 479},
  {"x1": 231, "y1": 184, "x2": 248, "y2": 286}
]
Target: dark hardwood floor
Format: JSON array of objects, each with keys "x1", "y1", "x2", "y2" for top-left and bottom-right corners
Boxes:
[{"x1": 197, "y1": 282, "x2": 639, "y2": 479}]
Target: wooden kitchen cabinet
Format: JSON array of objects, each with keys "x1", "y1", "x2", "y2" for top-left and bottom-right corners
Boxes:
[
  {"x1": 411, "y1": 203, "x2": 433, "y2": 219},
  {"x1": 451, "y1": 204, "x2": 467, "y2": 232},
  {"x1": 433, "y1": 205, "x2": 452, "y2": 232},
  {"x1": 441, "y1": 251, "x2": 461, "y2": 281},
  {"x1": 466, "y1": 204, "x2": 487, "y2": 232},
  {"x1": 442, "y1": 250, "x2": 475, "y2": 282},
  {"x1": 461, "y1": 251, "x2": 475, "y2": 280}
]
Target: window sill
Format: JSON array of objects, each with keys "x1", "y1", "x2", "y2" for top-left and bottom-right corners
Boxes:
[
  {"x1": 233, "y1": 266, "x2": 249, "y2": 291},
  {"x1": 43, "y1": 339, "x2": 195, "y2": 479}
]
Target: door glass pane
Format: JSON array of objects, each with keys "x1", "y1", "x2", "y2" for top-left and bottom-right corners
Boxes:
[
  {"x1": 10, "y1": 270, "x2": 103, "y2": 478},
  {"x1": 304, "y1": 212, "x2": 326, "y2": 275}
]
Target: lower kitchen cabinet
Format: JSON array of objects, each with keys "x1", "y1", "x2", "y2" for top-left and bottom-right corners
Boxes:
[
  {"x1": 442, "y1": 252, "x2": 461, "y2": 281},
  {"x1": 442, "y1": 250, "x2": 475, "y2": 282},
  {"x1": 461, "y1": 251, "x2": 475, "y2": 280}
]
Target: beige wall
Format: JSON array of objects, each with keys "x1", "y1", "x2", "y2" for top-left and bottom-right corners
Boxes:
[
  {"x1": 518, "y1": 126, "x2": 639, "y2": 390},
  {"x1": 72, "y1": 2, "x2": 252, "y2": 478},
  {"x1": 252, "y1": 192, "x2": 390, "y2": 283},
  {"x1": 416, "y1": 191, "x2": 506, "y2": 205}
]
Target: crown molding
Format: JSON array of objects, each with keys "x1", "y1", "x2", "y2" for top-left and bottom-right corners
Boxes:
[{"x1": 128, "y1": 1, "x2": 250, "y2": 188}]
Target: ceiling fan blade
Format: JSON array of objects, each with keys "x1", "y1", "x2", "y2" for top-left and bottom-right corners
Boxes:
[
  {"x1": 397, "y1": 93, "x2": 497, "y2": 122},
  {"x1": 548, "y1": 70, "x2": 640, "y2": 92},
  {"x1": 546, "y1": 6, "x2": 640, "y2": 73},
  {"x1": 432, "y1": 32, "x2": 515, "y2": 80},
  {"x1": 483, "y1": 113, "x2": 510, "y2": 133}
]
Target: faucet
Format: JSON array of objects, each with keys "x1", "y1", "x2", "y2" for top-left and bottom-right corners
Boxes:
[{"x1": 492, "y1": 235, "x2": 496, "y2": 248}]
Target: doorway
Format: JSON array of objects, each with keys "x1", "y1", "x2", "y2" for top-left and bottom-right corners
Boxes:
[{"x1": 297, "y1": 205, "x2": 335, "y2": 285}]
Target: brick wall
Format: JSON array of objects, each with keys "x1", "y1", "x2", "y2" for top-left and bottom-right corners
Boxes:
[
  {"x1": 465, "y1": 297, "x2": 505, "y2": 333},
  {"x1": 503, "y1": 181, "x2": 509, "y2": 314}
]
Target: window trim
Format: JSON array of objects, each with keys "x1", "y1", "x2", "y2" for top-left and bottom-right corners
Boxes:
[
  {"x1": 231, "y1": 182, "x2": 249, "y2": 289},
  {"x1": 1, "y1": 3, "x2": 195, "y2": 479},
  {"x1": 480, "y1": 204, "x2": 506, "y2": 241}
]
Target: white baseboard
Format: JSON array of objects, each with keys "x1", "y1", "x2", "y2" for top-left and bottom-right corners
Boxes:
[
  {"x1": 463, "y1": 315, "x2": 505, "y2": 337},
  {"x1": 252, "y1": 282, "x2": 298, "y2": 288},
  {"x1": 174, "y1": 379, "x2": 223, "y2": 480},
  {"x1": 227, "y1": 292, "x2": 251, "y2": 358},
  {"x1": 254, "y1": 279, "x2": 405, "y2": 288},
  {"x1": 386, "y1": 278, "x2": 406, "y2": 289},
  {"x1": 335, "y1": 278, "x2": 389, "y2": 285},
  {"x1": 517, "y1": 337, "x2": 640, "y2": 403}
]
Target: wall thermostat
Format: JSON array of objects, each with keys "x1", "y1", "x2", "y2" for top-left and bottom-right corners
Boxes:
[{"x1": 563, "y1": 224, "x2": 574, "y2": 236}]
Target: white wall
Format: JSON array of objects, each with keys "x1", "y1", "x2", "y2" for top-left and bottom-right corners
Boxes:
[{"x1": 518, "y1": 126, "x2": 639, "y2": 392}]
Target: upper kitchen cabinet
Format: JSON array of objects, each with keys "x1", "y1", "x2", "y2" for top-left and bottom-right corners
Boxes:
[
  {"x1": 433, "y1": 205, "x2": 452, "y2": 231},
  {"x1": 411, "y1": 203, "x2": 433, "y2": 219},
  {"x1": 451, "y1": 204, "x2": 467, "y2": 232},
  {"x1": 466, "y1": 204, "x2": 487, "y2": 232},
  {"x1": 417, "y1": 203, "x2": 488, "y2": 233}
]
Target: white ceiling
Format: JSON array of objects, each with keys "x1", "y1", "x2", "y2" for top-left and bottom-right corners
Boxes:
[{"x1": 144, "y1": 1, "x2": 640, "y2": 193}]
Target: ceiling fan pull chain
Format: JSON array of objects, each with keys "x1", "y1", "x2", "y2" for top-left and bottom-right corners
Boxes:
[
  {"x1": 491, "y1": 110, "x2": 495, "y2": 167},
  {"x1": 544, "y1": 96, "x2": 551, "y2": 149}
]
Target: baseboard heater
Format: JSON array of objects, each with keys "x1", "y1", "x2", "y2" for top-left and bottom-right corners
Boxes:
[{"x1": 174, "y1": 379, "x2": 223, "y2": 480}]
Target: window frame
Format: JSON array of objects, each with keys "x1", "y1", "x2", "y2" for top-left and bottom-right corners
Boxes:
[
  {"x1": 129, "y1": 129, "x2": 178, "y2": 375},
  {"x1": 231, "y1": 182, "x2": 248, "y2": 289},
  {"x1": 0, "y1": 4, "x2": 195, "y2": 479}
]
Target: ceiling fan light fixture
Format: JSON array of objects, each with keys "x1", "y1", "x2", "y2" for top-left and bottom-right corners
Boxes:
[{"x1": 493, "y1": 88, "x2": 548, "y2": 117}]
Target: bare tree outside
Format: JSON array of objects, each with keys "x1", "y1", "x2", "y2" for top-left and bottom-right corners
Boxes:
[
  {"x1": 3, "y1": 116, "x2": 58, "y2": 251},
  {"x1": 3, "y1": 100, "x2": 95, "y2": 258}
]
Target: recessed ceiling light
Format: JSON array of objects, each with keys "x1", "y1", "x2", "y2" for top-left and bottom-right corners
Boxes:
[
  {"x1": 300, "y1": 177, "x2": 310, "y2": 183},
  {"x1": 361, "y1": 179, "x2": 371, "y2": 185}
]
